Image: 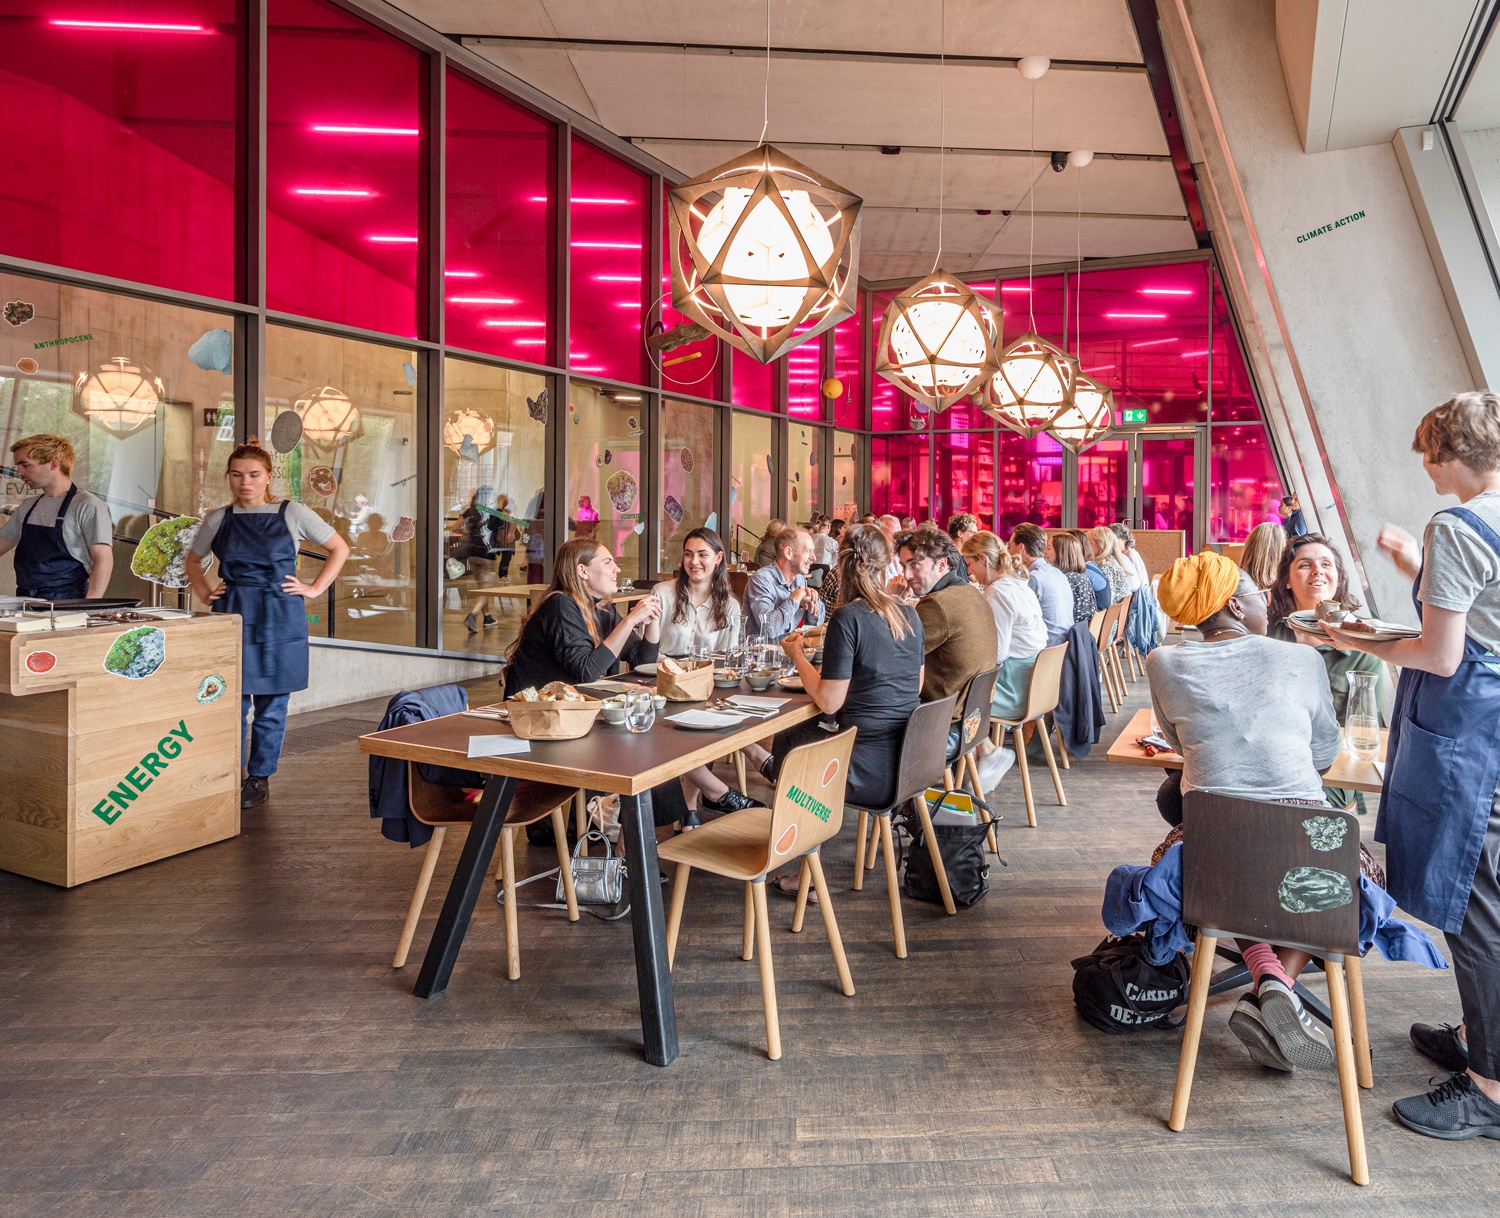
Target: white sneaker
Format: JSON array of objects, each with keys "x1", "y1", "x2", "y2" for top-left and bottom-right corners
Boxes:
[{"x1": 975, "y1": 747, "x2": 1015, "y2": 792}]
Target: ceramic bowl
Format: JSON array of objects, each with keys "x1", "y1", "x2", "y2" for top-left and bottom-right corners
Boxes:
[
  {"x1": 746, "y1": 672, "x2": 775, "y2": 691},
  {"x1": 601, "y1": 698, "x2": 628, "y2": 725},
  {"x1": 651, "y1": 694, "x2": 668, "y2": 711}
]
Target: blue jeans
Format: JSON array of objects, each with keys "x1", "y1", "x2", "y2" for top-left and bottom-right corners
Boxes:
[{"x1": 243, "y1": 693, "x2": 290, "y2": 778}]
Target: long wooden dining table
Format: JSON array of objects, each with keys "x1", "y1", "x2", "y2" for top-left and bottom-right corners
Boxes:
[{"x1": 358, "y1": 677, "x2": 821, "y2": 1066}]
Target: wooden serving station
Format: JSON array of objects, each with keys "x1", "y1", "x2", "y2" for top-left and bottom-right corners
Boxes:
[{"x1": 0, "y1": 613, "x2": 242, "y2": 887}]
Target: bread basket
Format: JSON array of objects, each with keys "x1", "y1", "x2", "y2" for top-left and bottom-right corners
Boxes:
[
  {"x1": 656, "y1": 658, "x2": 715, "y2": 702},
  {"x1": 505, "y1": 695, "x2": 602, "y2": 740}
]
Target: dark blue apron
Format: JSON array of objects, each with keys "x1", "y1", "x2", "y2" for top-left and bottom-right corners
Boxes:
[
  {"x1": 14, "y1": 484, "x2": 89, "y2": 600},
  {"x1": 1377, "y1": 504, "x2": 1500, "y2": 934},
  {"x1": 210, "y1": 501, "x2": 310, "y2": 696}
]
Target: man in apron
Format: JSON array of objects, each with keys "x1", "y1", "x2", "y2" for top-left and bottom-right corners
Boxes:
[
  {"x1": 1, "y1": 434, "x2": 113, "y2": 600},
  {"x1": 1330, "y1": 391, "x2": 1500, "y2": 1140}
]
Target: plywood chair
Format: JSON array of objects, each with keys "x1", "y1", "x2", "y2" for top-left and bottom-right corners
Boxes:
[
  {"x1": 1094, "y1": 600, "x2": 1128, "y2": 711},
  {"x1": 851, "y1": 693, "x2": 962, "y2": 953},
  {"x1": 1170, "y1": 792, "x2": 1372, "y2": 1186},
  {"x1": 944, "y1": 666, "x2": 1002, "y2": 854},
  {"x1": 1113, "y1": 593, "x2": 1138, "y2": 684},
  {"x1": 392, "y1": 765, "x2": 580, "y2": 980},
  {"x1": 658, "y1": 728, "x2": 858, "y2": 1060},
  {"x1": 989, "y1": 643, "x2": 1068, "y2": 828}
]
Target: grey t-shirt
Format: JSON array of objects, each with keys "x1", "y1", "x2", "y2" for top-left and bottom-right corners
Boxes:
[
  {"x1": 0, "y1": 487, "x2": 113, "y2": 570},
  {"x1": 1146, "y1": 634, "x2": 1342, "y2": 803},
  {"x1": 1419, "y1": 490, "x2": 1500, "y2": 654},
  {"x1": 191, "y1": 501, "x2": 337, "y2": 557}
]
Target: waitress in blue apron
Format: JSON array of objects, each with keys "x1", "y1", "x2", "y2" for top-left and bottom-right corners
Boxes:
[
  {"x1": 1329, "y1": 391, "x2": 1500, "y2": 1140},
  {"x1": 187, "y1": 442, "x2": 349, "y2": 810},
  {"x1": 1, "y1": 433, "x2": 114, "y2": 600}
]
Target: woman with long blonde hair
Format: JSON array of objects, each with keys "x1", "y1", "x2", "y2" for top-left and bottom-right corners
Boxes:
[
  {"x1": 1239, "y1": 520, "x2": 1286, "y2": 591},
  {"x1": 1087, "y1": 525, "x2": 1132, "y2": 604}
]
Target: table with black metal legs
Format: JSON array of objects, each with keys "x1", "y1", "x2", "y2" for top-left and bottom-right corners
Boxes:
[{"x1": 359, "y1": 689, "x2": 819, "y2": 1066}]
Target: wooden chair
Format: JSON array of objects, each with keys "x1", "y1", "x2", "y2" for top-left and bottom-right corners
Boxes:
[
  {"x1": 1094, "y1": 600, "x2": 1128, "y2": 711},
  {"x1": 392, "y1": 765, "x2": 580, "y2": 981},
  {"x1": 729, "y1": 570, "x2": 752, "y2": 601},
  {"x1": 989, "y1": 643, "x2": 1068, "y2": 828},
  {"x1": 1170, "y1": 792, "x2": 1372, "y2": 1186},
  {"x1": 944, "y1": 666, "x2": 1002, "y2": 854},
  {"x1": 1113, "y1": 593, "x2": 1138, "y2": 684},
  {"x1": 851, "y1": 693, "x2": 962, "y2": 954},
  {"x1": 658, "y1": 728, "x2": 858, "y2": 1060}
]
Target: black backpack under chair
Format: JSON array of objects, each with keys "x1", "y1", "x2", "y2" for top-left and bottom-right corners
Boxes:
[{"x1": 1070, "y1": 934, "x2": 1191, "y2": 1034}]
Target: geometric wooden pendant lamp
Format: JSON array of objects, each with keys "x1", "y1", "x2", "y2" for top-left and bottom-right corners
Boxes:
[
  {"x1": 876, "y1": 271, "x2": 1003, "y2": 413},
  {"x1": 982, "y1": 334, "x2": 1078, "y2": 437},
  {"x1": 1046, "y1": 370, "x2": 1114, "y2": 453}
]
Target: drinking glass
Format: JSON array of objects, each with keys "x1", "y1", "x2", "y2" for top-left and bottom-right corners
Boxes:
[
  {"x1": 624, "y1": 689, "x2": 656, "y2": 734},
  {"x1": 1344, "y1": 671, "x2": 1381, "y2": 760}
]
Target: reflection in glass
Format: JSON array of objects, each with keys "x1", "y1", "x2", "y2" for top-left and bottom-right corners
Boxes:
[
  {"x1": 1139, "y1": 435, "x2": 1196, "y2": 548},
  {"x1": 569, "y1": 139, "x2": 649, "y2": 385},
  {"x1": 441, "y1": 359, "x2": 548, "y2": 656},
  {"x1": 1078, "y1": 439, "x2": 1130, "y2": 529},
  {"x1": 1212, "y1": 271, "x2": 1259, "y2": 421},
  {"x1": 567, "y1": 382, "x2": 643, "y2": 575},
  {"x1": 729, "y1": 411, "x2": 774, "y2": 562},
  {"x1": 994, "y1": 431, "x2": 1063, "y2": 535},
  {"x1": 831, "y1": 302, "x2": 864, "y2": 429},
  {"x1": 661, "y1": 399, "x2": 715, "y2": 571},
  {"x1": 658, "y1": 184, "x2": 721, "y2": 398},
  {"x1": 789, "y1": 424, "x2": 820, "y2": 521},
  {"x1": 732, "y1": 345, "x2": 776, "y2": 412},
  {"x1": 871, "y1": 434, "x2": 929, "y2": 520},
  {"x1": 933, "y1": 431, "x2": 994, "y2": 531},
  {"x1": 264, "y1": 325, "x2": 418, "y2": 645},
  {"x1": 832, "y1": 431, "x2": 860, "y2": 521},
  {"x1": 1210, "y1": 425, "x2": 1281, "y2": 543},
  {"x1": 786, "y1": 327, "x2": 823, "y2": 420}
]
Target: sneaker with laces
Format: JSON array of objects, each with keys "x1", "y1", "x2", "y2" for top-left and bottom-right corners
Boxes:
[
  {"x1": 1228, "y1": 992, "x2": 1295, "y2": 1072},
  {"x1": 1256, "y1": 976, "x2": 1334, "y2": 1070},
  {"x1": 1393, "y1": 1072, "x2": 1500, "y2": 1140},
  {"x1": 1411, "y1": 1022, "x2": 1469, "y2": 1074},
  {"x1": 699, "y1": 787, "x2": 761, "y2": 814},
  {"x1": 482, "y1": 615, "x2": 498, "y2": 628}
]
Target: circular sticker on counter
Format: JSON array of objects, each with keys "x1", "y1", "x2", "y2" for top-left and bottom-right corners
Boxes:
[
  {"x1": 197, "y1": 673, "x2": 226, "y2": 703},
  {"x1": 103, "y1": 627, "x2": 166, "y2": 680},
  {"x1": 25, "y1": 650, "x2": 56, "y2": 675}
]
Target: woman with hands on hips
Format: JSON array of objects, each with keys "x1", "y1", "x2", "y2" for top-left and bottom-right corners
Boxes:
[{"x1": 187, "y1": 441, "x2": 350, "y2": 810}]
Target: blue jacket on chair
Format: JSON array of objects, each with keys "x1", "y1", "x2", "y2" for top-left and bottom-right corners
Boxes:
[
  {"x1": 1052, "y1": 620, "x2": 1107, "y2": 758},
  {"x1": 368, "y1": 684, "x2": 489, "y2": 847}
]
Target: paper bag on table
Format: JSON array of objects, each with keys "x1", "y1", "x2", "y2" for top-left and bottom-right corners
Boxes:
[{"x1": 656, "y1": 655, "x2": 715, "y2": 702}]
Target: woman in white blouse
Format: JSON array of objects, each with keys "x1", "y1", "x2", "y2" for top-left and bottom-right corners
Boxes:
[
  {"x1": 961, "y1": 531, "x2": 1047, "y2": 717},
  {"x1": 652, "y1": 529, "x2": 756, "y2": 818}
]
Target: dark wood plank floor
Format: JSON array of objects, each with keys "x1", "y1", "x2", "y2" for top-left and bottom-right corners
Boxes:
[{"x1": 2, "y1": 673, "x2": 1494, "y2": 1216}]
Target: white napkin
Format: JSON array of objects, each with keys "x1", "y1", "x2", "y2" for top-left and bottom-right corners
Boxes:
[
  {"x1": 728, "y1": 695, "x2": 791, "y2": 709},
  {"x1": 467, "y1": 735, "x2": 532, "y2": 758}
]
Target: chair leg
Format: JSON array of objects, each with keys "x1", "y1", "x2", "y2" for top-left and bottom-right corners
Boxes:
[
  {"x1": 742, "y1": 882, "x2": 755, "y2": 961},
  {"x1": 1037, "y1": 719, "x2": 1067, "y2": 807},
  {"x1": 808, "y1": 851, "x2": 854, "y2": 996},
  {"x1": 1345, "y1": 954, "x2": 1373, "y2": 1089},
  {"x1": 550, "y1": 807, "x2": 579, "y2": 922},
  {"x1": 1326, "y1": 960, "x2": 1370, "y2": 1186},
  {"x1": 853, "y1": 809, "x2": 869, "y2": 890},
  {"x1": 878, "y1": 813, "x2": 908, "y2": 959},
  {"x1": 1011, "y1": 726, "x2": 1038, "y2": 828},
  {"x1": 734, "y1": 749, "x2": 747, "y2": 794},
  {"x1": 865, "y1": 811, "x2": 879, "y2": 871},
  {"x1": 913, "y1": 794, "x2": 957, "y2": 915},
  {"x1": 791, "y1": 856, "x2": 812, "y2": 933},
  {"x1": 575, "y1": 789, "x2": 588, "y2": 857},
  {"x1": 1100, "y1": 659, "x2": 1120, "y2": 713},
  {"x1": 750, "y1": 879, "x2": 782, "y2": 1060},
  {"x1": 965, "y1": 754, "x2": 999, "y2": 854},
  {"x1": 943, "y1": 766, "x2": 956, "y2": 790},
  {"x1": 1054, "y1": 722, "x2": 1071, "y2": 770},
  {"x1": 501, "y1": 825, "x2": 520, "y2": 981},
  {"x1": 393, "y1": 826, "x2": 445, "y2": 968},
  {"x1": 1169, "y1": 931, "x2": 1218, "y2": 1131},
  {"x1": 665, "y1": 863, "x2": 691, "y2": 969}
]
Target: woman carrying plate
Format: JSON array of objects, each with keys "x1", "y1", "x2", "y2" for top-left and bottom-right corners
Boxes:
[
  {"x1": 1270, "y1": 532, "x2": 1394, "y2": 812},
  {"x1": 1325, "y1": 392, "x2": 1500, "y2": 1140}
]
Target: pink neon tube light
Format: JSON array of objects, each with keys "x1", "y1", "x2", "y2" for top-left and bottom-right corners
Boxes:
[
  {"x1": 50, "y1": 18, "x2": 207, "y2": 32},
  {"x1": 312, "y1": 124, "x2": 419, "y2": 136}
]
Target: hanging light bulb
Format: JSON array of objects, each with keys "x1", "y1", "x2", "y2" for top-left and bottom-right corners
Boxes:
[
  {"x1": 1048, "y1": 371, "x2": 1113, "y2": 453},
  {"x1": 984, "y1": 335, "x2": 1078, "y2": 436},
  {"x1": 668, "y1": 144, "x2": 861, "y2": 363},
  {"x1": 74, "y1": 357, "x2": 164, "y2": 436},
  {"x1": 442, "y1": 409, "x2": 496, "y2": 457},
  {"x1": 876, "y1": 272, "x2": 1003, "y2": 412},
  {"x1": 294, "y1": 385, "x2": 363, "y2": 449}
]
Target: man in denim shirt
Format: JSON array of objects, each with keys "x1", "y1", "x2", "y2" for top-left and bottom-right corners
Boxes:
[
  {"x1": 744, "y1": 525, "x2": 825, "y2": 641},
  {"x1": 1010, "y1": 522, "x2": 1072, "y2": 644}
]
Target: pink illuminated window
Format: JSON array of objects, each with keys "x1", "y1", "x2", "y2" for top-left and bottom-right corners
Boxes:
[
  {"x1": 831, "y1": 299, "x2": 863, "y2": 429},
  {"x1": 786, "y1": 323, "x2": 824, "y2": 420},
  {"x1": 0, "y1": 1, "x2": 238, "y2": 298},
  {"x1": 445, "y1": 71, "x2": 554, "y2": 362},
  {"x1": 732, "y1": 346, "x2": 776, "y2": 413},
  {"x1": 1211, "y1": 272, "x2": 1259, "y2": 421},
  {"x1": 1140, "y1": 434, "x2": 1197, "y2": 544},
  {"x1": 870, "y1": 289, "x2": 934, "y2": 432},
  {"x1": 569, "y1": 138, "x2": 648, "y2": 385},
  {"x1": 1210, "y1": 425, "x2": 1281, "y2": 543},
  {"x1": 1071, "y1": 262, "x2": 1210, "y2": 426},
  {"x1": 933, "y1": 432, "x2": 995, "y2": 531},
  {"x1": 266, "y1": 0, "x2": 423, "y2": 337},
  {"x1": 871, "y1": 434, "x2": 929, "y2": 520},
  {"x1": 994, "y1": 431, "x2": 1063, "y2": 535},
  {"x1": 659, "y1": 184, "x2": 721, "y2": 398},
  {"x1": 1078, "y1": 439, "x2": 1130, "y2": 529}
]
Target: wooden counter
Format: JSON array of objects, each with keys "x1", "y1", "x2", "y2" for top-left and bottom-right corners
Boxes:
[{"x1": 0, "y1": 613, "x2": 242, "y2": 886}]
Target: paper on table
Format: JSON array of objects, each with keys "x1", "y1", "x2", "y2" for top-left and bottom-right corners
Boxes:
[
  {"x1": 728, "y1": 694, "x2": 791, "y2": 709},
  {"x1": 467, "y1": 734, "x2": 532, "y2": 758},
  {"x1": 1372, "y1": 761, "x2": 1385, "y2": 779},
  {"x1": 666, "y1": 709, "x2": 745, "y2": 729}
]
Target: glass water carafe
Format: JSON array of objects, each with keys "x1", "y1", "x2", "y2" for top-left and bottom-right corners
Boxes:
[{"x1": 1345, "y1": 670, "x2": 1381, "y2": 760}]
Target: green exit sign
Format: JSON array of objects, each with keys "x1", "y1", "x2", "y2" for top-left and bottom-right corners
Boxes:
[{"x1": 1121, "y1": 408, "x2": 1148, "y2": 424}]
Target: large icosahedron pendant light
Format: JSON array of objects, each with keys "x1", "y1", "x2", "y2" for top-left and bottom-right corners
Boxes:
[
  {"x1": 984, "y1": 336, "x2": 1078, "y2": 436},
  {"x1": 1047, "y1": 370, "x2": 1114, "y2": 453},
  {"x1": 876, "y1": 272, "x2": 1002, "y2": 411},
  {"x1": 668, "y1": 144, "x2": 861, "y2": 363}
]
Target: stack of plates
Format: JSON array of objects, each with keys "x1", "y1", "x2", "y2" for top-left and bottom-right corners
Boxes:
[{"x1": 1287, "y1": 610, "x2": 1421, "y2": 641}]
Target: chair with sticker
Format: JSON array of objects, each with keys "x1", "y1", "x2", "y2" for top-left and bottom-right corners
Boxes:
[
  {"x1": 658, "y1": 728, "x2": 857, "y2": 1060},
  {"x1": 1169, "y1": 791, "x2": 1373, "y2": 1185}
]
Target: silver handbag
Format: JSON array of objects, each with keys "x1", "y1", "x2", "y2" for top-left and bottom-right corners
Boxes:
[{"x1": 559, "y1": 829, "x2": 624, "y2": 906}]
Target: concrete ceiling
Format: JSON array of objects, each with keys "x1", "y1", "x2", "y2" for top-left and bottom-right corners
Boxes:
[{"x1": 387, "y1": 0, "x2": 1198, "y2": 278}]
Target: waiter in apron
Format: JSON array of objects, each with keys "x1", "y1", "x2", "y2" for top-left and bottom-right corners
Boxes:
[
  {"x1": 1329, "y1": 391, "x2": 1500, "y2": 1140},
  {"x1": 187, "y1": 442, "x2": 349, "y2": 810},
  {"x1": 1, "y1": 434, "x2": 113, "y2": 600}
]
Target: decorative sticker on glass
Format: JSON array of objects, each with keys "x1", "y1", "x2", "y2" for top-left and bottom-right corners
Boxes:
[
  {"x1": 391, "y1": 516, "x2": 415, "y2": 543},
  {"x1": 526, "y1": 387, "x2": 549, "y2": 424},
  {"x1": 103, "y1": 627, "x2": 166, "y2": 681},
  {"x1": 4, "y1": 301, "x2": 35, "y2": 327},
  {"x1": 16, "y1": 358, "x2": 38, "y2": 375},
  {"x1": 1278, "y1": 866, "x2": 1353, "y2": 914},
  {"x1": 606, "y1": 470, "x2": 638, "y2": 513},
  {"x1": 187, "y1": 327, "x2": 233, "y2": 374},
  {"x1": 131, "y1": 517, "x2": 205, "y2": 589},
  {"x1": 270, "y1": 410, "x2": 304, "y2": 454},
  {"x1": 680, "y1": 448, "x2": 694, "y2": 473},
  {"x1": 1302, "y1": 816, "x2": 1348, "y2": 853},
  {"x1": 308, "y1": 467, "x2": 338, "y2": 497},
  {"x1": 663, "y1": 494, "x2": 684, "y2": 524},
  {"x1": 196, "y1": 674, "x2": 227, "y2": 704}
]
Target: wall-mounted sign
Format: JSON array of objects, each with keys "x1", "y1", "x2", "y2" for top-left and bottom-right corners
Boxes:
[{"x1": 1121, "y1": 408, "x2": 1148, "y2": 424}]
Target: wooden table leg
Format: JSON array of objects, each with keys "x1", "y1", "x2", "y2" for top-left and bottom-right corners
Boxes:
[
  {"x1": 619, "y1": 789, "x2": 680, "y2": 1067},
  {"x1": 414, "y1": 775, "x2": 516, "y2": 999}
]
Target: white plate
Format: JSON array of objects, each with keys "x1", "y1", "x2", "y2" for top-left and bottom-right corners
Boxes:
[
  {"x1": 632, "y1": 662, "x2": 658, "y2": 676},
  {"x1": 777, "y1": 674, "x2": 804, "y2": 691},
  {"x1": 666, "y1": 709, "x2": 746, "y2": 730},
  {"x1": 1322, "y1": 619, "x2": 1421, "y2": 643}
]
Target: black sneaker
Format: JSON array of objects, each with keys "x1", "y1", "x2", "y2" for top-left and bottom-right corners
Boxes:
[
  {"x1": 758, "y1": 756, "x2": 777, "y2": 785},
  {"x1": 1393, "y1": 1072, "x2": 1500, "y2": 1140},
  {"x1": 1256, "y1": 977, "x2": 1334, "y2": 1070},
  {"x1": 1228, "y1": 992, "x2": 1295, "y2": 1072},
  {"x1": 483, "y1": 615, "x2": 498, "y2": 628},
  {"x1": 1411, "y1": 1022, "x2": 1469, "y2": 1074},
  {"x1": 699, "y1": 787, "x2": 761, "y2": 814},
  {"x1": 240, "y1": 776, "x2": 269, "y2": 809}
]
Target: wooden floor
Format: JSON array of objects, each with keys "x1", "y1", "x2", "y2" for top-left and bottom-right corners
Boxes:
[{"x1": 2, "y1": 672, "x2": 1494, "y2": 1216}]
